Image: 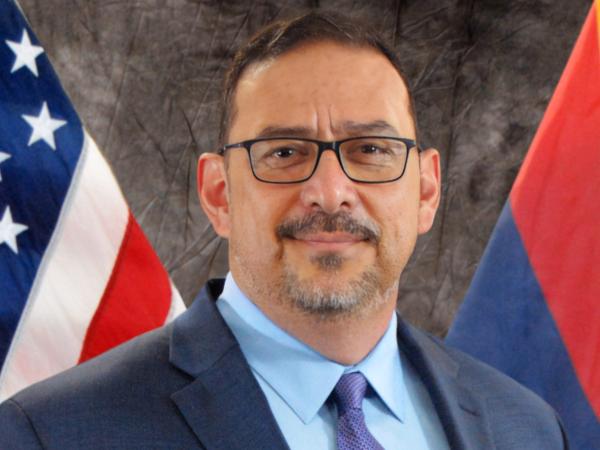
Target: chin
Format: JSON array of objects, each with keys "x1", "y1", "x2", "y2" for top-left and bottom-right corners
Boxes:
[{"x1": 280, "y1": 263, "x2": 389, "y2": 318}]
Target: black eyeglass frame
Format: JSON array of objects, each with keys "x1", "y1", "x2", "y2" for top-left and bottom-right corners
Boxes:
[{"x1": 218, "y1": 136, "x2": 420, "y2": 184}]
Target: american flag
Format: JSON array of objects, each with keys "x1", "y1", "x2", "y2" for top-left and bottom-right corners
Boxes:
[{"x1": 0, "y1": 0, "x2": 186, "y2": 401}]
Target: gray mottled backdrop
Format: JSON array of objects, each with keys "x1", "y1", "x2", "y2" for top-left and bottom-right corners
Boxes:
[{"x1": 19, "y1": 0, "x2": 592, "y2": 336}]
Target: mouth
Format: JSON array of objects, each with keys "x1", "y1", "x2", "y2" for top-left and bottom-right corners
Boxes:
[{"x1": 290, "y1": 232, "x2": 367, "y2": 252}]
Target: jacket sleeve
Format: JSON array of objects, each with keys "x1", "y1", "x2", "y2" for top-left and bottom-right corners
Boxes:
[{"x1": 0, "y1": 399, "x2": 44, "y2": 449}]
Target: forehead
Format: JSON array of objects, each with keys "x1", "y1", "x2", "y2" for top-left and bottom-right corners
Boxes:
[{"x1": 229, "y1": 41, "x2": 415, "y2": 141}]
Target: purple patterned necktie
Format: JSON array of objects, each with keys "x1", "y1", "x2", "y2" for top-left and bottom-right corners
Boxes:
[{"x1": 333, "y1": 372, "x2": 385, "y2": 450}]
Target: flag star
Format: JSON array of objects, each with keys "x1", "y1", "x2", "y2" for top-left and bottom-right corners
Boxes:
[
  {"x1": 0, "y1": 206, "x2": 28, "y2": 254},
  {"x1": 0, "y1": 151, "x2": 10, "y2": 182},
  {"x1": 22, "y1": 102, "x2": 67, "y2": 150},
  {"x1": 5, "y1": 29, "x2": 44, "y2": 77}
]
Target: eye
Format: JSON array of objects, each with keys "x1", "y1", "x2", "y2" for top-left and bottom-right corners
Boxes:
[
  {"x1": 251, "y1": 140, "x2": 314, "y2": 171},
  {"x1": 352, "y1": 143, "x2": 394, "y2": 157},
  {"x1": 270, "y1": 147, "x2": 297, "y2": 158},
  {"x1": 342, "y1": 139, "x2": 405, "y2": 168},
  {"x1": 359, "y1": 144, "x2": 389, "y2": 154}
]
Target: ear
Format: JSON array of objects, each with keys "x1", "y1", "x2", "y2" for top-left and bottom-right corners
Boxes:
[
  {"x1": 417, "y1": 148, "x2": 441, "y2": 235},
  {"x1": 197, "y1": 153, "x2": 231, "y2": 238}
]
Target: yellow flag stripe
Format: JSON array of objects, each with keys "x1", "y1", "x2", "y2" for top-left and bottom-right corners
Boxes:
[{"x1": 596, "y1": 0, "x2": 600, "y2": 45}]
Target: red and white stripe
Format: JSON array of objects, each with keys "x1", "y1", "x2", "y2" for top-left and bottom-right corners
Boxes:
[{"x1": 0, "y1": 131, "x2": 185, "y2": 401}]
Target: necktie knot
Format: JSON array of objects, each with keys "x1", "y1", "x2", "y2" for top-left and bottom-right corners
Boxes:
[
  {"x1": 333, "y1": 372, "x2": 368, "y2": 414},
  {"x1": 332, "y1": 372, "x2": 384, "y2": 450}
]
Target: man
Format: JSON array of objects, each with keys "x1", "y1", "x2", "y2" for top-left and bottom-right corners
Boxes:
[{"x1": 0, "y1": 12, "x2": 567, "y2": 450}]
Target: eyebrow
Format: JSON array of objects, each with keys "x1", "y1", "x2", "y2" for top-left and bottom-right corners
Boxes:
[
  {"x1": 338, "y1": 120, "x2": 399, "y2": 137},
  {"x1": 256, "y1": 125, "x2": 313, "y2": 138},
  {"x1": 255, "y1": 120, "x2": 400, "y2": 139}
]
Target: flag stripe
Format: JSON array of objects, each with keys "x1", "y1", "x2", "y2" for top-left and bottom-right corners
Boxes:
[
  {"x1": 596, "y1": 0, "x2": 600, "y2": 45},
  {"x1": 447, "y1": 204, "x2": 600, "y2": 449},
  {"x1": 167, "y1": 280, "x2": 187, "y2": 322},
  {"x1": 510, "y1": 4, "x2": 600, "y2": 417},
  {"x1": 0, "y1": 132, "x2": 128, "y2": 400},
  {"x1": 78, "y1": 212, "x2": 172, "y2": 362}
]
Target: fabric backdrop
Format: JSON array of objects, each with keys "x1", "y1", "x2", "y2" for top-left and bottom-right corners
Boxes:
[{"x1": 17, "y1": 0, "x2": 593, "y2": 336}]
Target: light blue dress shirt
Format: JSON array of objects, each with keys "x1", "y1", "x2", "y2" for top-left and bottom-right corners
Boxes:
[{"x1": 216, "y1": 273, "x2": 449, "y2": 450}]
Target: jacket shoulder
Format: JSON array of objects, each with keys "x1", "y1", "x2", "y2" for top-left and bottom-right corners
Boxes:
[
  {"x1": 0, "y1": 324, "x2": 197, "y2": 449},
  {"x1": 403, "y1": 323, "x2": 568, "y2": 449}
]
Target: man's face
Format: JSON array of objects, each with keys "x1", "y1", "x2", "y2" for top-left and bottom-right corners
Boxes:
[{"x1": 201, "y1": 41, "x2": 439, "y2": 317}]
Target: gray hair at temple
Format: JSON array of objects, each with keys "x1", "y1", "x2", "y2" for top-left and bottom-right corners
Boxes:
[{"x1": 218, "y1": 11, "x2": 419, "y2": 148}]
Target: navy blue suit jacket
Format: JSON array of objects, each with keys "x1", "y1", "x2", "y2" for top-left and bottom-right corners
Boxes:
[{"x1": 0, "y1": 279, "x2": 568, "y2": 449}]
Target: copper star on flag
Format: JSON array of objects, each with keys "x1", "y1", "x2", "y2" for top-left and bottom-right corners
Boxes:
[
  {"x1": 22, "y1": 102, "x2": 67, "y2": 150},
  {"x1": 5, "y1": 29, "x2": 44, "y2": 77},
  {"x1": 0, "y1": 206, "x2": 28, "y2": 254}
]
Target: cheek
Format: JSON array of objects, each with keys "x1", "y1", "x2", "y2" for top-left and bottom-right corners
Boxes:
[
  {"x1": 228, "y1": 185, "x2": 291, "y2": 261},
  {"x1": 379, "y1": 215, "x2": 410, "y2": 253},
  {"x1": 371, "y1": 192, "x2": 420, "y2": 265},
  {"x1": 231, "y1": 195, "x2": 266, "y2": 243},
  {"x1": 385, "y1": 175, "x2": 421, "y2": 239}
]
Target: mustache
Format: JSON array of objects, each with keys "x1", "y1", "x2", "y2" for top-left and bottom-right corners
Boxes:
[{"x1": 276, "y1": 211, "x2": 380, "y2": 244}]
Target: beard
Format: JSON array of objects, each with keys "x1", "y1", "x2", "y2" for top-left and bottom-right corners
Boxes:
[
  {"x1": 280, "y1": 258, "x2": 388, "y2": 317},
  {"x1": 275, "y1": 211, "x2": 394, "y2": 317}
]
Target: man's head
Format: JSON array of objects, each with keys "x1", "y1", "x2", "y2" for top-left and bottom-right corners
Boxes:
[{"x1": 198, "y1": 12, "x2": 440, "y2": 321}]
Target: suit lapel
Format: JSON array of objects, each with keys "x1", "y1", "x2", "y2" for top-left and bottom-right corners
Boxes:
[
  {"x1": 169, "y1": 280, "x2": 289, "y2": 450},
  {"x1": 397, "y1": 318, "x2": 494, "y2": 450}
]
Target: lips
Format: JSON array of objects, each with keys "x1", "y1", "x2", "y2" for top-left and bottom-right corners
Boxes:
[
  {"x1": 295, "y1": 232, "x2": 364, "y2": 243},
  {"x1": 291, "y1": 232, "x2": 367, "y2": 253}
]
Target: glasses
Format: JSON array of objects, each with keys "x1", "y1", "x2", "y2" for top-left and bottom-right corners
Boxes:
[{"x1": 219, "y1": 136, "x2": 419, "y2": 184}]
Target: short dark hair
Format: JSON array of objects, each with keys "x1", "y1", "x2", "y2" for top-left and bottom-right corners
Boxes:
[{"x1": 218, "y1": 11, "x2": 418, "y2": 147}]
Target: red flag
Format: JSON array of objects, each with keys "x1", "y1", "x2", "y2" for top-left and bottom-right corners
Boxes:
[{"x1": 447, "y1": 3, "x2": 600, "y2": 448}]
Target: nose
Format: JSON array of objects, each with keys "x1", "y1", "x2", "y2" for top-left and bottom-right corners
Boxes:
[{"x1": 299, "y1": 149, "x2": 359, "y2": 213}]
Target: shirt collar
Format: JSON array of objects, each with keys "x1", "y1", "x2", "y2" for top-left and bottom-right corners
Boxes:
[
  {"x1": 354, "y1": 312, "x2": 405, "y2": 422},
  {"x1": 216, "y1": 272, "x2": 406, "y2": 424}
]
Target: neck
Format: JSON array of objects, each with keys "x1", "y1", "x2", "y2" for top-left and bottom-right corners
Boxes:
[
  {"x1": 233, "y1": 274, "x2": 398, "y2": 365},
  {"x1": 267, "y1": 305, "x2": 396, "y2": 365}
]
